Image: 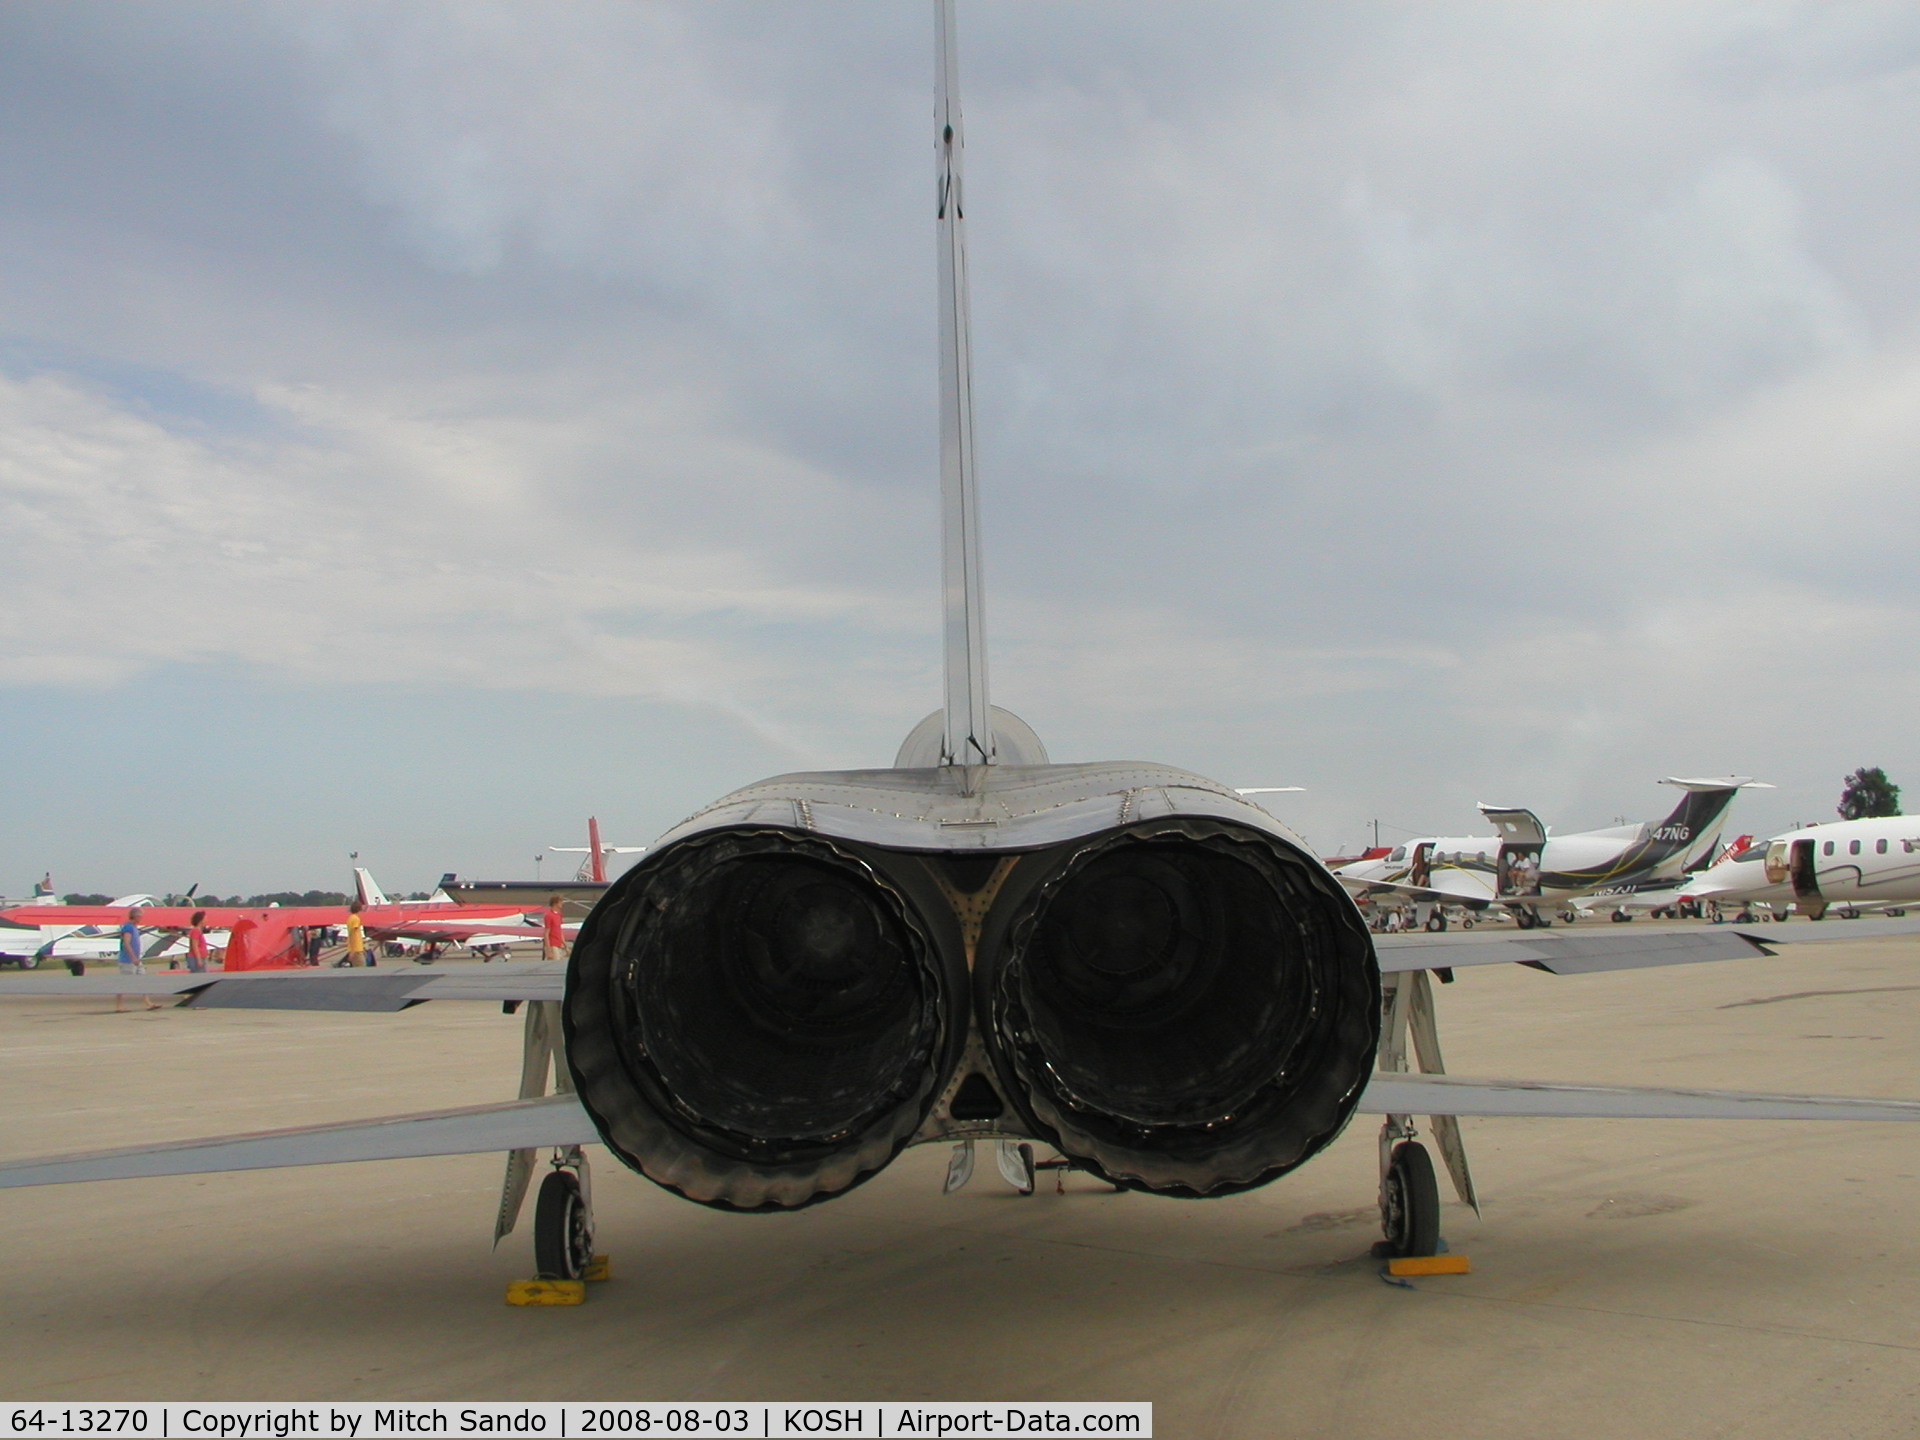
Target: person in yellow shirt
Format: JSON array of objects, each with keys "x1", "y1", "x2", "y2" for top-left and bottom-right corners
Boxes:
[{"x1": 341, "y1": 899, "x2": 374, "y2": 968}]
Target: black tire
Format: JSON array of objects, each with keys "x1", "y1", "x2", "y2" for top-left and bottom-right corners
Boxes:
[
  {"x1": 533, "y1": 1169, "x2": 592, "y2": 1280},
  {"x1": 1017, "y1": 1142, "x2": 1036, "y2": 1195},
  {"x1": 1382, "y1": 1141, "x2": 1441, "y2": 1258},
  {"x1": 1424, "y1": 912, "x2": 1445, "y2": 932}
]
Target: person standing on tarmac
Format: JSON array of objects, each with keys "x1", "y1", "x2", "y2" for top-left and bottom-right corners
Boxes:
[
  {"x1": 543, "y1": 895, "x2": 568, "y2": 962},
  {"x1": 341, "y1": 899, "x2": 374, "y2": 968},
  {"x1": 185, "y1": 910, "x2": 209, "y2": 974},
  {"x1": 117, "y1": 906, "x2": 160, "y2": 1011}
]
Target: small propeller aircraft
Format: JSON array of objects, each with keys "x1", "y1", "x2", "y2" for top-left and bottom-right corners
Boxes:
[
  {"x1": 0, "y1": 872, "x2": 534, "y2": 971},
  {"x1": 2, "y1": 2, "x2": 1918, "y2": 1287}
]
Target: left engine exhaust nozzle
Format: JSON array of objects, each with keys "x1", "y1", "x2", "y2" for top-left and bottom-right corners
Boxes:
[{"x1": 563, "y1": 829, "x2": 952, "y2": 1210}]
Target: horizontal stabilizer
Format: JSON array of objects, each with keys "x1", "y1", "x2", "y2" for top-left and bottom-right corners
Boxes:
[
  {"x1": 0, "y1": 1095, "x2": 598, "y2": 1188},
  {"x1": 1661, "y1": 776, "x2": 1771, "y2": 792},
  {"x1": 1360, "y1": 1073, "x2": 1920, "y2": 1122},
  {"x1": 0, "y1": 962, "x2": 566, "y2": 1006}
]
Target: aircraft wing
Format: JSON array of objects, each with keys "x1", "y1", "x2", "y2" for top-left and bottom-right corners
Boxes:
[
  {"x1": 369, "y1": 920, "x2": 546, "y2": 944},
  {"x1": 1375, "y1": 914, "x2": 1920, "y2": 975},
  {"x1": 0, "y1": 1094, "x2": 596, "y2": 1188},
  {"x1": 1374, "y1": 927, "x2": 1765, "y2": 974},
  {"x1": 440, "y1": 880, "x2": 608, "y2": 911},
  {"x1": 0, "y1": 962, "x2": 566, "y2": 1007},
  {"x1": 1359, "y1": 1073, "x2": 1920, "y2": 1122},
  {"x1": 3, "y1": 1075, "x2": 1916, "y2": 1190},
  {"x1": 0, "y1": 902, "x2": 533, "y2": 930},
  {"x1": 1722, "y1": 916, "x2": 1920, "y2": 944},
  {"x1": 1339, "y1": 873, "x2": 1496, "y2": 905}
]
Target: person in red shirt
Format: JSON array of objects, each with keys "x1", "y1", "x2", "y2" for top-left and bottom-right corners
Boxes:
[
  {"x1": 185, "y1": 910, "x2": 210, "y2": 974},
  {"x1": 542, "y1": 896, "x2": 568, "y2": 962}
]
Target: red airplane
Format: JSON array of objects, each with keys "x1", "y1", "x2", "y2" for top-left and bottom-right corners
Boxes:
[{"x1": 0, "y1": 876, "x2": 536, "y2": 971}]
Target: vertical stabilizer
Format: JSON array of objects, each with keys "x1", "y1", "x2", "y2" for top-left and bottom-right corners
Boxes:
[
  {"x1": 936, "y1": 0, "x2": 992, "y2": 768},
  {"x1": 1651, "y1": 777, "x2": 1770, "y2": 874},
  {"x1": 353, "y1": 868, "x2": 390, "y2": 908},
  {"x1": 587, "y1": 816, "x2": 606, "y2": 884}
]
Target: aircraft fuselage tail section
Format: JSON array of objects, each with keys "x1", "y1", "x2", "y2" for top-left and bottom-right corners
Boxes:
[{"x1": 562, "y1": 762, "x2": 1380, "y2": 1209}]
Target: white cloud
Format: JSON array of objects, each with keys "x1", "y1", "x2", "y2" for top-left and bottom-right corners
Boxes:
[{"x1": 0, "y1": 370, "x2": 923, "y2": 749}]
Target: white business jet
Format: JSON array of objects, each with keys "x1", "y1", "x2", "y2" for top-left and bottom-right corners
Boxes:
[
  {"x1": 1676, "y1": 815, "x2": 1920, "y2": 921},
  {"x1": 1335, "y1": 779, "x2": 1771, "y2": 928}
]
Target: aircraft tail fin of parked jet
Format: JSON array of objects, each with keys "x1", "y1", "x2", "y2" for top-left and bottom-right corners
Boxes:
[
  {"x1": 353, "y1": 868, "x2": 391, "y2": 908},
  {"x1": 548, "y1": 816, "x2": 645, "y2": 884},
  {"x1": 1648, "y1": 778, "x2": 1773, "y2": 874}
]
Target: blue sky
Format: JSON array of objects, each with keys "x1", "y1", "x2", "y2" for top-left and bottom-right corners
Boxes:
[{"x1": 4, "y1": 1, "x2": 1919, "y2": 894}]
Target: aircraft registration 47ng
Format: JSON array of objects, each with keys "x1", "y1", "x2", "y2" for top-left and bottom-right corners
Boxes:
[{"x1": 3, "y1": 0, "x2": 1919, "y2": 1290}]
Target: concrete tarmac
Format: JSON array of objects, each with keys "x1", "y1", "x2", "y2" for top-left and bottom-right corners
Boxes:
[{"x1": 1, "y1": 932, "x2": 1917, "y2": 1436}]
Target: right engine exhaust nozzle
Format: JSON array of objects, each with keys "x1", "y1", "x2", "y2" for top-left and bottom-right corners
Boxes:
[{"x1": 980, "y1": 820, "x2": 1380, "y2": 1197}]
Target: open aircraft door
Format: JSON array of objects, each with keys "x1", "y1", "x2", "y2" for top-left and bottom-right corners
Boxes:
[
  {"x1": 1765, "y1": 836, "x2": 1827, "y2": 917},
  {"x1": 1787, "y1": 838, "x2": 1822, "y2": 902},
  {"x1": 1481, "y1": 805, "x2": 1546, "y2": 899},
  {"x1": 1408, "y1": 841, "x2": 1433, "y2": 889}
]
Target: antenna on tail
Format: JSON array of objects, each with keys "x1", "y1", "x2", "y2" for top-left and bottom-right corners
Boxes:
[{"x1": 936, "y1": 0, "x2": 992, "y2": 768}]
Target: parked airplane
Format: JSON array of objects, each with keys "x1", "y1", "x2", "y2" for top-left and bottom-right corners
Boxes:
[
  {"x1": 1674, "y1": 815, "x2": 1920, "y2": 921},
  {"x1": 1335, "y1": 778, "x2": 1771, "y2": 928},
  {"x1": 439, "y1": 817, "x2": 645, "y2": 918},
  {"x1": 549, "y1": 817, "x2": 645, "y2": 883},
  {"x1": 0, "y1": 880, "x2": 532, "y2": 971},
  {"x1": 0, "y1": 879, "x2": 175, "y2": 969},
  {"x1": 2, "y1": 4, "x2": 1918, "y2": 1289}
]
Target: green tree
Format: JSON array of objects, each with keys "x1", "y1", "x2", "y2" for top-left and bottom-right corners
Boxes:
[{"x1": 1839, "y1": 766, "x2": 1901, "y2": 819}]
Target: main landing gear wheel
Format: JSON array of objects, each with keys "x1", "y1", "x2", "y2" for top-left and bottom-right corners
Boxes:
[
  {"x1": 1380, "y1": 1141, "x2": 1440, "y2": 1258},
  {"x1": 533, "y1": 1168, "x2": 594, "y2": 1281}
]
